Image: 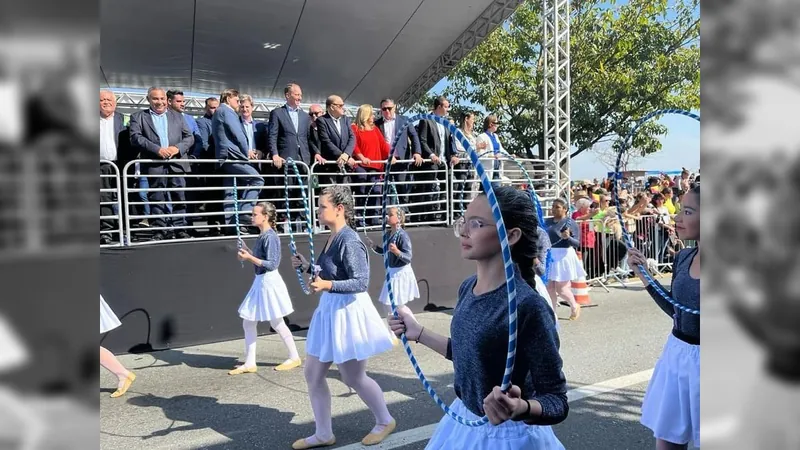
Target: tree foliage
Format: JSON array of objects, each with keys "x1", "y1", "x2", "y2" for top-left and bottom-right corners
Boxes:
[{"x1": 410, "y1": 0, "x2": 699, "y2": 159}]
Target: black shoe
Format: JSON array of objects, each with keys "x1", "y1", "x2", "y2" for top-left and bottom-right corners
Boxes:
[
  {"x1": 152, "y1": 232, "x2": 166, "y2": 241},
  {"x1": 175, "y1": 231, "x2": 191, "y2": 240},
  {"x1": 100, "y1": 234, "x2": 112, "y2": 245}
]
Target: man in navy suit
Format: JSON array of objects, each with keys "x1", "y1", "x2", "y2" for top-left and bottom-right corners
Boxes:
[
  {"x1": 212, "y1": 89, "x2": 264, "y2": 235},
  {"x1": 414, "y1": 96, "x2": 456, "y2": 223},
  {"x1": 315, "y1": 94, "x2": 357, "y2": 189},
  {"x1": 374, "y1": 98, "x2": 422, "y2": 208},
  {"x1": 267, "y1": 83, "x2": 320, "y2": 222},
  {"x1": 99, "y1": 90, "x2": 131, "y2": 244},
  {"x1": 194, "y1": 97, "x2": 224, "y2": 234},
  {"x1": 129, "y1": 87, "x2": 195, "y2": 240}
]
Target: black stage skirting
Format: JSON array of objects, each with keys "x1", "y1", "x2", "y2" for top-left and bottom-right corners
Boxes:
[{"x1": 100, "y1": 228, "x2": 474, "y2": 354}]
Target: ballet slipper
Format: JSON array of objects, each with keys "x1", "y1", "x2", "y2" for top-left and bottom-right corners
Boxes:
[
  {"x1": 110, "y1": 372, "x2": 136, "y2": 398},
  {"x1": 274, "y1": 359, "x2": 302, "y2": 371},
  {"x1": 228, "y1": 366, "x2": 257, "y2": 375},
  {"x1": 361, "y1": 418, "x2": 396, "y2": 445},
  {"x1": 291, "y1": 435, "x2": 336, "y2": 449}
]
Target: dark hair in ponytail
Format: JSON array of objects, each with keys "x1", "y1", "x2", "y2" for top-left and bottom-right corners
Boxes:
[
  {"x1": 477, "y1": 185, "x2": 540, "y2": 290},
  {"x1": 322, "y1": 185, "x2": 357, "y2": 229}
]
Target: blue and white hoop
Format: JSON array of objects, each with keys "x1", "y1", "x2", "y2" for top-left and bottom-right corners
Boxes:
[
  {"x1": 613, "y1": 108, "x2": 700, "y2": 315},
  {"x1": 283, "y1": 158, "x2": 316, "y2": 295},
  {"x1": 232, "y1": 175, "x2": 244, "y2": 268},
  {"x1": 381, "y1": 114, "x2": 518, "y2": 426}
]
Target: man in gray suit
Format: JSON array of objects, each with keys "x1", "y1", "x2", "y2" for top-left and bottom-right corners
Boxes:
[{"x1": 129, "y1": 87, "x2": 195, "y2": 240}]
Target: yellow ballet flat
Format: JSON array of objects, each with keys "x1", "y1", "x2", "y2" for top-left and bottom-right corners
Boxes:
[
  {"x1": 228, "y1": 366, "x2": 258, "y2": 375},
  {"x1": 361, "y1": 419, "x2": 396, "y2": 446},
  {"x1": 291, "y1": 436, "x2": 336, "y2": 449},
  {"x1": 110, "y1": 372, "x2": 136, "y2": 398},
  {"x1": 274, "y1": 359, "x2": 302, "y2": 371}
]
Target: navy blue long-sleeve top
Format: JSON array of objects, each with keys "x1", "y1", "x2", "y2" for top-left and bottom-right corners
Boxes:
[
  {"x1": 534, "y1": 227, "x2": 551, "y2": 277},
  {"x1": 372, "y1": 229, "x2": 412, "y2": 268},
  {"x1": 544, "y1": 217, "x2": 581, "y2": 249},
  {"x1": 317, "y1": 227, "x2": 370, "y2": 294},
  {"x1": 645, "y1": 247, "x2": 700, "y2": 343},
  {"x1": 252, "y1": 229, "x2": 281, "y2": 275},
  {"x1": 445, "y1": 270, "x2": 569, "y2": 425}
]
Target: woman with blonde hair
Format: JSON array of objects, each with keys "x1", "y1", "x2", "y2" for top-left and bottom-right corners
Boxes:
[
  {"x1": 475, "y1": 114, "x2": 505, "y2": 180},
  {"x1": 351, "y1": 104, "x2": 391, "y2": 226}
]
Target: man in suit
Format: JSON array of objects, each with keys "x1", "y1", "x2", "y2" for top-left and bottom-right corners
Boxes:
[
  {"x1": 315, "y1": 94, "x2": 356, "y2": 190},
  {"x1": 194, "y1": 97, "x2": 224, "y2": 234},
  {"x1": 129, "y1": 87, "x2": 194, "y2": 240},
  {"x1": 212, "y1": 88, "x2": 264, "y2": 235},
  {"x1": 267, "y1": 83, "x2": 320, "y2": 223},
  {"x1": 99, "y1": 90, "x2": 130, "y2": 244},
  {"x1": 375, "y1": 98, "x2": 422, "y2": 209},
  {"x1": 414, "y1": 96, "x2": 455, "y2": 223}
]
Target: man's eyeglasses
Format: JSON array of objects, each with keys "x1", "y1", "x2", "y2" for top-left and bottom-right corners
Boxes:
[
  {"x1": 381, "y1": 106, "x2": 394, "y2": 111},
  {"x1": 332, "y1": 103, "x2": 344, "y2": 108},
  {"x1": 309, "y1": 112, "x2": 323, "y2": 117},
  {"x1": 453, "y1": 216, "x2": 488, "y2": 237}
]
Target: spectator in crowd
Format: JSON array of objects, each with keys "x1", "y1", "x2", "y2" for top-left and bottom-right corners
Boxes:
[
  {"x1": 167, "y1": 89, "x2": 204, "y2": 233},
  {"x1": 571, "y1": 196, "x2": 599, "y2": 279},
  {"x1": 129, "y1": 87, "x2": 194, "y2": 240},
  {"x1": 239, "y1": 95, "x2": 268, "y2": 160},
  {"x1": 212, "y1": 88, "x2": 264, "y2": 236},
  {"x1": 476, "y1": 114, "x2": 505, "y2": 181},
  {"x1": 374, "y1": 98, "x2": 422, "y2": 208},
  {"x1": 451, "y1": 111, "x2": 487, "y2": 217},
  {"x1": 415, "y1": 96, "x2": 456, "y2": 223},
  {"x1": 316, "y1": 94, "x2": 356, "y2": 188},
  {"x1": 194, "y1": 97, "x2": 224, "y2": 235},
  {"x1": 267, "y1": 83, "x2": 317, "y2": 224},
  {"x1": 307, "y1": 103, "x2": 326, "y2": 195},
  {"x1": 99, "y1": 90, "x2": 129, "y2": 244},
  {"x1": 351, "y1": 104, "x2": 391, "y2": 226},
  {"x1": 661, "y1": 186, "x2": 677, "y2": 215},
  {"x1": 651, "y1": 193, "x2": 674, "y2": 263}
]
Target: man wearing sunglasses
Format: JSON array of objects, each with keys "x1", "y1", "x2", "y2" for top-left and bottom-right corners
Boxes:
[{"x1": 374, "y1": 98, "x2": 422, "y2": 208}]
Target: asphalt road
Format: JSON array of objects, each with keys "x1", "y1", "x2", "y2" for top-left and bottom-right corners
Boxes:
[{"x1": 99, "y1": 280, "x2": 682, "y2": 450}]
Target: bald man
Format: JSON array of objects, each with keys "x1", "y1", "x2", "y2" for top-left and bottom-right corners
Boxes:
[
  {"x1": 315, "y1": 95, "x2": 356, "y2": 188},
  {"x1": 99, "y1": 90, "x2": 129, "y2": 244}
]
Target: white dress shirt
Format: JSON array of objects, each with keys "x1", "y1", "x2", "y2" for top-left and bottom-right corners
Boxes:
[
  {"x1": 436, "y1": 122, "x2": 446, "y2": 158},
  {"x1": 332, "y1": 116, "x2": 342, "y2": 135},
  {"x1": 100, "y1": 115, "x2": 117, "y2": 161},
  {"x1": 383, "y1": 118, "x2": 395, "y2": 144}
]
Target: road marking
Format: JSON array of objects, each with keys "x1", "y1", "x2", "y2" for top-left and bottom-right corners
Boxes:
[{"x1": 334, "y1": 369, "x2": 654, "y2": 450}]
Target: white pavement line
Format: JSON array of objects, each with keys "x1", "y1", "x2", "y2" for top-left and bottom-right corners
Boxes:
[{"x1": 334, "y1": 369, "x2": 654, "y2": 450}]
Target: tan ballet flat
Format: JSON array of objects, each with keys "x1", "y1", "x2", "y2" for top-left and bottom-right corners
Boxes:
[
  {"x1": 274, "y1": 359, "x2": 301, "y2": 371},
  {"x1": 228, "y1": 366, "x2": 258, "y2": 375},
  {"x1": 361, "y1": 419, "x2": 396, "y2": 445},
  {"x1": 110, "y1": 372, "x2": 136, "y2": 398},
  {"x1": 291, "y1": 436, "x2": 336, "y2": 449}
]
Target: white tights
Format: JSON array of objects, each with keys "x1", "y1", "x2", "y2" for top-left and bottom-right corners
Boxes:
[
  {"x1": 242, "y1": 318, "x2": 299, "y2": 368},
  {"x1": 301, "y1": 355, "x2": 393, "y2": 443}
]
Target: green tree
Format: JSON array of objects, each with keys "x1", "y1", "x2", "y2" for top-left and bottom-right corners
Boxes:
[{"x1": 413, "y1": 0, "x2": 699, "y2": 160}]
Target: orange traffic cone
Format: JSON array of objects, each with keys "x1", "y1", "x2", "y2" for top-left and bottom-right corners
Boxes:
[{"x1": 571, "y1": 250, "x2": 591, "y2": 306}]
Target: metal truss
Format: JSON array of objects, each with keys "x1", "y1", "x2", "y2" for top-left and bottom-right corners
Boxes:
[
  {"x1": 111, "y1": 91, "x2": 360, "y2": 119},
  {"x1": 396, "y1": 0, "x2": 525, "y2": 108},
  {"x1": 542, "y1": 0, "x2": 571, "y2": 200}
]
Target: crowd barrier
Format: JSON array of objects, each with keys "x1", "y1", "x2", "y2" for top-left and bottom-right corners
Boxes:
[
  {"x1": 99, "y1": 155, "x2": 559, "y2": 245},
  {"x1": 100, "y1": 159, "x2": 124, "y2": 247}
]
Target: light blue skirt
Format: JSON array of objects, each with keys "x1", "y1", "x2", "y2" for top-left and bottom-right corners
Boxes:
[
  {"x1": 426, "y1": 398, "x2": 565, "y2": 450},
  {"x1": 640, "y1": 333, "x2": 700, "y2": 447}
]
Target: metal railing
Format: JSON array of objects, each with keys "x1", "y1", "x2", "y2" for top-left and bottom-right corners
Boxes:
[
  {"x1": 100, "y1": 159, "x2": 124, "y2": 247},
  {"x1": 100, "y1": 157, "x2": 559, "y2": 246}
]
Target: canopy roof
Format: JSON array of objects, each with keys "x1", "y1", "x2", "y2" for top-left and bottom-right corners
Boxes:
[{"x1": 100, "y1": 0, "x2": 523, "y2": 106}]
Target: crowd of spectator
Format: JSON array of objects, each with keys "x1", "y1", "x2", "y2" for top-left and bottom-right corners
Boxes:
[
  {"x1": 99, "y1": 85, "x2": 517, "y2": 243},
  {"x1": 568, "y1": 170, "x2": 700, "y2": 281}
]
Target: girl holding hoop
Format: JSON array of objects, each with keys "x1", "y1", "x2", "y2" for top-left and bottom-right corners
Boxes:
[
  {"x1": 390, "y1": 186, "x2": 567, "y2": 450},
  {"x1": 290, "y1": 185, "x2": 396, "y2": 449},
  {"x1": 100, "y1": 296, "x2": 136, "y2": 397},
  {"x1": 627, "y1": 184, "x2": 700, "y2": 449},
  {"x1": 231, "y1": 202, "x2": 301, "y2": 375},
  {"x1": 544, "y1": 199, "x2": 584, "y2": 320},
  {"x1": 366, "y1": 207, "x2": 420, "y2": 318}
]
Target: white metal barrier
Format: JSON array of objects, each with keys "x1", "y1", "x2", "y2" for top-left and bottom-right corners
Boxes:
[
  {"x1": 121, "y1": 159, "x2": 312, "y2": 246},
  {"x1": 100, "y1": 159, "x2": 124, "y2": 247},
  {"x1": 310, "y1": 158, "x2": 449, "y2": 232},
  {"x1": 101, "y1": 157, "x2": 564, "y2": 246}
]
